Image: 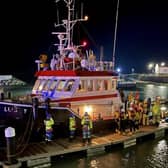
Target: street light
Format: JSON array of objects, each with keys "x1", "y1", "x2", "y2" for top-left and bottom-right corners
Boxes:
[
  {"x1": 116, "y1": 67, "x2": 121, "y2": 73},
  {"x1": 148, "y1": 63, "x2": 154, "y2": 69},
  {"x1": 148, "y1": 63, "x2": 154, "y2": 73},
  {"x1": 160, "y1": 62, "x2": 165, "y2": 66}
]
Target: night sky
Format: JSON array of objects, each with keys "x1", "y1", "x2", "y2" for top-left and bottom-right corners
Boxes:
[{"x1": 1, "y1": 0, "x2": 168, "y2": 82}]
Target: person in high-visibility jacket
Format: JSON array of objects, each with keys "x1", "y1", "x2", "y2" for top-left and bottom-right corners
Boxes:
[
  {"x1": 44, "y1": 114, "x2": 54, "y2": 141},
  {"x1": 152, "y1": 100, "x2": 161, "y2": 127},
  {"x1": 69, "y1": 113, "x2": 76, "y2": 141},
  {"x1": 81, "y1": 112, "x2": 93, "y2": 145},
  {"x1": 142, "y1": 99, "x2": 149, "y2": 126},
  {"x1": 119, "y1": 108, "x2": 127, "y2": 135}
]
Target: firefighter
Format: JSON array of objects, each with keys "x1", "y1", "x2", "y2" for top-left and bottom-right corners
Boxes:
[
  {"x1": 69, "y1": 113, "x2": 76, "y2": 142},
  {"x1": 81, "y1": 112, "x2": 93, "y2": 145},
  {"x1": 44, "y1": 113, "x2": 54, "y2": 141}
]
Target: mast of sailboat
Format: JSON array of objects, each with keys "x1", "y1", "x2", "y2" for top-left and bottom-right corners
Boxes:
[{"x1": 112, "y1": 0, "x2": 120, "y2": 71}]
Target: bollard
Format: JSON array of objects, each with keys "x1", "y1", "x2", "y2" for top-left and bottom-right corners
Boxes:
[
  {"x1": 7, "y1": 92, "x2": 11, "y2": 99},
  {"x1": 4, "y1": 127, "x2": 18, "y2": 165},
  {"x1": 1, "y1": 92, "x2": 4, "y2": 100}
]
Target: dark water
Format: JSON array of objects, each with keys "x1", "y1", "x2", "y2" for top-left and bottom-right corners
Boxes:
[
  {"x1": 124, "y1": 83, "x2": 168, "y2": 101},
  {"x1": 51, "y1": 136, "x2": 168, "y2": 168},
  {"x1": 7, "y1": 82, "x2": 168, "y2": 168}
]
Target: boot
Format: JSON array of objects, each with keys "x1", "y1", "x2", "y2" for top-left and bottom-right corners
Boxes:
[
  {"x1": 69, "y1": 137, "x2": 72, "y2": 142},
  {"x1": 88, "y1": 138, "x2": 92, "y2": 145},
  {"x1": 156, "y1": 122, "x2": 159, "y2": 127},
  {"x1": 82, "y1": 138, "x2": 86, "y2": 146}
]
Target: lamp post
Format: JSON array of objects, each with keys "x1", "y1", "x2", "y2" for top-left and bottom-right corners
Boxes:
[{"x1": 148, "y1": 63, "x2": 154, "y2": 74}]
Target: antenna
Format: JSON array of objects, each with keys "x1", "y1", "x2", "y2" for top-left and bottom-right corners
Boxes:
[
  {"x1": 81, "y1": 2, "x2": 84, "y2": 19},
  {"x1": 100, "y1": 45, "x2": 104, "y2": 62},
  {"x1": 112, "y1": 0, "x2": 120, "y2": 71}
]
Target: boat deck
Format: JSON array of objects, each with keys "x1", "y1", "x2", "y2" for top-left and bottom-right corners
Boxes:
[{"x1": 1, "y1": 123, "x2": 168, "y2": 168}]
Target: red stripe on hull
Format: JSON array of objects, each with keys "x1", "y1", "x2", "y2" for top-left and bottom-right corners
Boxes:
[
  {"x1": 51, "y1": 93, "x2": 118, "y2": 103},
  {"x1": 35, "y1": 70, "x2": 118, "y2": 77}
]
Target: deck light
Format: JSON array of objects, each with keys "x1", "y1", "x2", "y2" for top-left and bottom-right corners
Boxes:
[{"x1": 84, "y1": 16, "x2": 88, "y2": 21}]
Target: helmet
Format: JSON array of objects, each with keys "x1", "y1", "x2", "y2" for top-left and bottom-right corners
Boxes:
[
  {"x1": 46, "y1": 113, "x2": 51, "y2": 119},
  {"x1": 69, "y1": 113, "x2": 75, "y2": 118},
  {"x1": 84, "y1": 112, "x2": 88, "y2": 116},
  {"x1": 129, "y1": 107, "x2": 134, "y2": 111}
]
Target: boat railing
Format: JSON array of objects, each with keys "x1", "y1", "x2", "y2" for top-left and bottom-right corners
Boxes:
[
  {"x1": 96, "y1": 61, "x2": 113, "y2": 71},
  {"x1": 35, "y1": 53, "x2": 114, "y2": 72},
  {"x1": 59, "y1": 60, "x2": 113, "y2": 71}
]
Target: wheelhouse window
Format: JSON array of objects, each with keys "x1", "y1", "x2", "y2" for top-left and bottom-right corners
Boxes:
[
  {"x1": 43, "y1": 79, "x2": 51, "y2": 91},
  {"x1": 50, "y1": 80, "x2": 57, "y2": 91},
  {"x1": 111, "y1": 80, "x2": 116, "y2": 90},
  {"x1": 78, "y1": 80, "x2": 87, "y2": 92},
  {"x1": 38, "y1": 79, "x2": 47, "y2": 91},
  {"x1": 96, "y1": 80, "x2": 104, "y2": 91},
  {"x1": 87, "y1": 80, "x2": 93, "y2": 91},
  {"x1": 104, "y1": 80, "x2": 108, "y2": 90},
  {"x1": 64, "y1": 79, "x2": 75, "y2": 91},
  {"x1": 77, "y1": 78, "x2": 114, "y2": 92},
  {"x1": 33, "y1": 79, "x2": 41, "y2": 91},
  {"x1": 56, "y1": 80, "x2": 66, "y2": 91}
]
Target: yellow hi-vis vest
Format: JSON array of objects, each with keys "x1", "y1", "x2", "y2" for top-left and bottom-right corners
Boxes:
[
  {"x1": 135, "y1": 112, "x2": 140, "y2": 120},
  {"x1": 152, "y1": 103, "x2": 160, "y2": 116},
  {"x1": 44, "y1": 118, "x2": 54, "y2": 130},
  {"x1": 69, "y1": 117, "x2": 76, "y2": 131},
  {"x1": 81, "y1": 115, "x2": 93, "y2": 129}
]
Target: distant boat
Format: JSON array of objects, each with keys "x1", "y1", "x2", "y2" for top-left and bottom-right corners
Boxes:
[
  {"x1": 0, "y1": 75, "x2": 26, "y2": 87},
  {"x1": 117, "y1": 79, "x2": 136, "y2": 89}
]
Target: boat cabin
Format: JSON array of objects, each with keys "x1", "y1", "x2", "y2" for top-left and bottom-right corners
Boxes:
[{"x1": 32, "y1": 70, "x2": 122, "y2": 121}]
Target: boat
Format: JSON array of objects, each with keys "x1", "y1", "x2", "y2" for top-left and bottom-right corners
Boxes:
[
  {"x1": 0, "y1": 0, "x2": 123, "y2": 146},
  {"x1": 117, "y1": 79, "x2": 136, "y2": 89}
]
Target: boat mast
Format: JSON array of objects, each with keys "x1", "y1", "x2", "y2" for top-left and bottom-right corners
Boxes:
[
  {"x1": 112, "y1": 0, "x2": 120, "y2": 71},
  {"x1": 67, "y1": 0, "x2": 72, "y2": 48},
  {"x1": 53, "y1": 0, "x2": 87, "y2": 54},
  {"x1": 52, "y1": 0, "x2": 88, "y2": 70}
]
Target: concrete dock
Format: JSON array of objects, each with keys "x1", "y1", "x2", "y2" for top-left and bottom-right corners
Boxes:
[{"x1": 0, "y1": 123, "x2": 168, "y2": 168}]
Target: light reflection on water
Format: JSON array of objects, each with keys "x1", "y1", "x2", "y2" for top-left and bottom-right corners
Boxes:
[
  {"x1": 124, "y1": 83, "x2": 168, "y2": 102},
  {"x1": 51, "y1": 137, "x2": 168, "y2": 168},
  {"x1": 143, "y1": 84, "x2": 168, "y2": 100}
]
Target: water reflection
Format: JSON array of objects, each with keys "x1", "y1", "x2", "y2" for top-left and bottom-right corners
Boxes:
[
  {"x1": 51, "y1": 137, "x2": 168, "y2": 168},
  {"x1": 143, "y1": 84, "x2": 168, "y2": 100}
]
